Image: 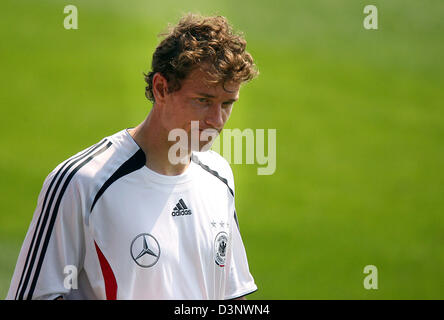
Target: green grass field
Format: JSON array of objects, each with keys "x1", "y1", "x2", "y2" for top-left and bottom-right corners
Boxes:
[{"x1": 1, "y1": 0, "x2": 443, "y2": 299}]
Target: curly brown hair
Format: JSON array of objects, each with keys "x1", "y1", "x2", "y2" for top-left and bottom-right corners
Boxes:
[{"x1": 144, "y1": 13, "x2": 258, "y2": 102}]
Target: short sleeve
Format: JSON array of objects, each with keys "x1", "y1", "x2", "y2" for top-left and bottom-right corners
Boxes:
[
  {"x1": 7, "y1": 166, "x2": 86, "y2": 300},
  {"x1": 224, "y1": 212, "x2": 257, "y2": 300}
]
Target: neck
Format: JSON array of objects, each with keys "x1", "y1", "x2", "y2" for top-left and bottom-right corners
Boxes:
[{"x1": 129, "y1": 110, "x2": 191, "y2": 176}]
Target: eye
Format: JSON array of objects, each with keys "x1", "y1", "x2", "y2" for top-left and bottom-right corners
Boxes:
[
  {"x1": 222, "y1": 102, "x2": 234, "y2": 108},
  {"x1": 197, "y1": 98, "x2": 210, "y2": 104}
]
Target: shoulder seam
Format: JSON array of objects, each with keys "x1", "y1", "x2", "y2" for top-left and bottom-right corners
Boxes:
[
  {"x1": 191, "y1": 153, "x2": 234, "y2": 197},
  {"x1": 90, "y1": 148, "x2": 146, "y2": 212}
]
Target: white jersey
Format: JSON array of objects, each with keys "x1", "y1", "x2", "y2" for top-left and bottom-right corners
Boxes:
[{"x1": 7, "y1": 129, "x2": 257, "y2": 300}]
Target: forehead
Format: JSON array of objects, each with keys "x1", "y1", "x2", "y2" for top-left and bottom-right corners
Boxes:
[{"x1": 178, "y1": 67, "x2": 240, "y2": 98}]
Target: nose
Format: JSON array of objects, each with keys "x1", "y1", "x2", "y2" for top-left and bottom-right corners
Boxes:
[{"x1": 204, "y1": 104, "x2": 225, "y2": 130}]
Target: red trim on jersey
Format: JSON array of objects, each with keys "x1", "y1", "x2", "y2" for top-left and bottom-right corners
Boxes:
[{"x1": 94, "y1": 241, "x2": 117, "y2": 300}]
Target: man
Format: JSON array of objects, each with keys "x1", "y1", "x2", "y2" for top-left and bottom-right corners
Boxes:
[{"x1": 7, "y1": 13, "x2": 258, "y2": 300}]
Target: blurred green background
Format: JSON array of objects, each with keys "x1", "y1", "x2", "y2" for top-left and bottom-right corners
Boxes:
[{"x1": 1, "y1": 0, "x2": 443, "y2": 299}]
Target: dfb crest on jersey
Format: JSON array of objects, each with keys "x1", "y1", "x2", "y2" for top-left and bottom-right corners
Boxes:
[
  {"x1": 214, "y1": 232, "x2": 228, "y2": 267},
  {"x1": 130, "y1": 233, "x2": 161, "y2": 268}
]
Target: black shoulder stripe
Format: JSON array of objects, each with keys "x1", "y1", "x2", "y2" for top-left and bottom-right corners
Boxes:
[
  {"x1": 15, "y1": 139, "x2": 109, "y2": 300},
  {"x1": 90, "y1": 149, "x2": 146, "y2": 212},
  {"x1": 234, "y1": 210, "x2": 240, "y2": 231},
  {"x1": 27, "y1": 141, "x2": 113, "y2": 300},
  {"x1": 191, "y1": 154, "x2": 234, "y2": 197},
  {"x1": 191, "y1": 154, "x2": 240, "y2": 231},
  {"x1": 17, "y1": 139, "x2": 112, "y2": 300},
  {"x1": 14, "y1": 140, "x2": 105, "y2": 300}
]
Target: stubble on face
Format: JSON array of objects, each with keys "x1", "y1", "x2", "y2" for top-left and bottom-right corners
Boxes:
[{"x1": 163, "y1": 66, "x2": 240, "y2": 151}]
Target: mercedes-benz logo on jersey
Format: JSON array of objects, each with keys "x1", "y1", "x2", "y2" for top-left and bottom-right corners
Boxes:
[
  {"x1": 130, "y1": 233, "x2": 161, "y2": 268},
  {"x1": 214, "y1": 232, "x2": 228, "y2": 267}
]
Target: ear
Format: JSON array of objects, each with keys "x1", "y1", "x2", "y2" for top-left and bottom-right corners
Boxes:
[{"x1": 152, "y1": 72, "x2": 168, "y2": 105}]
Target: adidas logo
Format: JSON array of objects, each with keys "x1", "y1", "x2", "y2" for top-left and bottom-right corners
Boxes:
[{"x1": 171, "y1": 199, "x2": 192, "y2": 217}]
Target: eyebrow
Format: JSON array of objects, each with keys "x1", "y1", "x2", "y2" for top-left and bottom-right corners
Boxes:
[{"x1": 195, "y1": 92, "x2": 238, "y2": 103}]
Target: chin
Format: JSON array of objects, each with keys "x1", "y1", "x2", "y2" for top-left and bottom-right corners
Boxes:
[
  {"x1": 189, "y1": 143, "x2": 212, "y2": 153},
  {"x1": 198, "y1": 128, "x2": 219, "y2": 152},
  {"x1": 198, "y1": 142, "x2": 213, "y2": 152}
]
